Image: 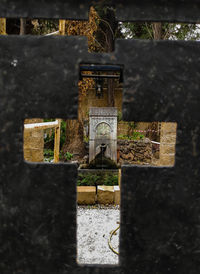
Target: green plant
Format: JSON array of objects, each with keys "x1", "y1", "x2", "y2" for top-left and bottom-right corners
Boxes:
[
  {"x1": 77, "y1": 173, "x2": 119, "y2": 186},
  {"x1": 84, "y1": 136, "x2": 89, "y2": 143},
  {"x1": 44, "y1": 119, "x2": 66, "y2": 150},
  {"x1": 130, "y1": 131, "x2": 144, "y2": 140},
  {"x1": 128, "y1": 121, "x2": 136, "y2": 135},
  {"x1": 44, "y1": 149, "x2": 54, "y2": 162},
  {"x1": 117, "y1": 111, "x2": 122, "y2": 122},
  {"x1": 60, "y1": 120, "x2": 66, "y2": 148},
  {"x1": 64, "y1": 152, "x2": 73, "y2": 161},
  {"x1": 44, "y1": 149, "x2": 54, "y2": 157},
  {"x1": 118, "y1": 132, "x2": 144, "y2": 140},
  {"x1": 104, "y1": 174, "x2": 118, "y2": 186},
  {"x1": 118, "y1": 134, "x2": 127, "y2": 140},
  {"x1": 77, "y1": 174, "x2": 100, "y2": 186}
]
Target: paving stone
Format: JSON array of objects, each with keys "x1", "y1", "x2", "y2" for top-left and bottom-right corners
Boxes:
[
  {"x1": 97, "y1": 186, "x2": 114, "y2": 204},
  {"x1": 114, "y1": 186, "x2": 120, "y2": 205},
  {"x1": 77, "y1": 186, "x2": 96, "y2": 205}
]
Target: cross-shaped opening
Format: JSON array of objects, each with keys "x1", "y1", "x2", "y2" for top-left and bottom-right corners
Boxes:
[
  {"x1": 2, "y1": 4, "x2": 196, "y2": 266},
  {"x1": 23, "y1": 60, "x2": 177, "y2": 264},
  {"x1": 23, "y1": 117, "x2": 177, "y2": 265}
]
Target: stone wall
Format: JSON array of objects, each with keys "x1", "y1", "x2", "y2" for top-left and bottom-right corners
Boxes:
[
  {"x1": 117, "y1": 121, "x2": 129, "y2": 136},
  {"x1": 24, "y1": 119, "x2": 44, "y2": 162},
  {"x1": 159, "y1": 122, "x2": 177, "y2": 166},
  {"x1": 117, "y1": 121, "x2": 160, "y2": 139},
  {"x1": 117, "y1": 138, "x2": 153, "y2": 164}
]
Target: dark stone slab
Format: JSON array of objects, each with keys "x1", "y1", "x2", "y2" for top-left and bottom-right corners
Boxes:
[
  {"x1": 121, "y1": 165, "x2": 200, "y2": 274},
  {"x1": 0, "y1": 0, "x2": 90, "y2": 19},
  {"x1": 118, "y1": 40, "x2": 200, "y2": 124},
  {"x1": 1, "y1": 0, "x2": 200, "y2": 22},
  {"x1": 0, "y1": 4, "x2": 200, "y2": 273},
  {"x1": 0, "y1": 163, "x2": 77, "y2": 274},
  {"x1": 0, "y1": 36, "x2": 86, "y2": 120},
  {"x1": 114, "y1": 0, "x2": 200, "y2": 23}
]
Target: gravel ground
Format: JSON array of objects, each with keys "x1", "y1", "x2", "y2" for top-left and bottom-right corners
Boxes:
[{"x1": 77, "y1": 205, "x2": 120, "y2": 265}]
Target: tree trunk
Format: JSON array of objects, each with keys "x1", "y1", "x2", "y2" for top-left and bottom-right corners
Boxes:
[
  {"x1": 20, "y1": 18, "x2": 26, "y2": 35},
  {"x1": 63, "y1": 119, "x2": 85, "y2": 160},
  {"x1": 152, "y1": 22, "x2": 162, "y2": 40}
]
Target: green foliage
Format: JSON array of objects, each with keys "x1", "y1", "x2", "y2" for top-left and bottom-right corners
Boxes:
[
  {"x1": 128, "y1": 121, "x2": 136, "y2": 135},
  {"x1": 121, "y1": 22, "x2": 200, "y2": 41},
  {"x1": 117, "y1": 111, "x2": 122, "y2": 122},
  {"x1": 131, "y1": 131, "x2": 145, "y2": 140},
  {"x1": 118, "y1": 134, "x2": 128, "y2": 140},
  {"x1": 31, "y1": 19, "x2": 59, "y2": 35},
  {"x1": 44, "y1": 119, "x2": 66, "y2": 149},
  {"x1": 128, "y1": 121, "x2": 136, "y2": 129},
  {"x1": 104, "y1": 174, "x2": 118, "y2": 186},
  {"x1": 121, "y1": 22, "x2": 153, "y2": 39},
  {"x1": 77, "y1": 174, "x2": 100, "y2": 186},
  {"x1": 44, "y1": 149, "x2": 54, "y2": 162},
  {"x1": 167, "y1": 23, "x2": 200, "y2": 41},
  {"x1": 77, "y1": 173, "x2": 118, "y2": 186},
  {"x1": 44, "y1": 120, "x2": 54, "y2": 149},
  {"x1": 118, "y1": 132, "x2": 144, "y2": 140},
  {"x1": 63, "y1": 152, "x2": 73, "y2": 161},
  {"x1": 44, "y1": 149, "x2": 54, "y2": 157},
  {"x1": 60, "y1": 120, "x2": 66, "y2": 148},
  {"x1": 84, "y1": 136, "x2": 89, "y2": 143}
]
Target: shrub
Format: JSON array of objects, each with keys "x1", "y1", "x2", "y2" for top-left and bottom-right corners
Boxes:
[
  {"x1": 130, "y1": 131, "x2": 144, "y2": 140},
  {"x1": 64, "y1": 152, "x2": 73, "y2": 161},
  {"x1": 104, "y1": 174, "x2": 118, "y2": 186},
  {"x1": 77, "y1": 173, "x2": 118, "y2": 186},
  {"x1": 118, "y1": 132, "x2": 144, "y2": 140},
  {"x1": 77, "y1": 174, "x2": 100, "y2": 186},
  {"x1": 118, "y1": 134, "x2": 127, "y2": 140},
  {"x1": 117, "y1": 111, "x2": 122, "y2": 122},
  {"x1": 44, "y1": 149, "x2": 54, "y2": 162}
]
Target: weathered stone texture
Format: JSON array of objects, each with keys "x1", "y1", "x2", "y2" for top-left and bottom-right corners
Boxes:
[
  {"x1": 97, "y1": 186, "x2": 114, "y2": 204},
  {"x1": 118, "y1": 138, "x2": 153, "y2": 164},
  {"x1": 24, "y1": 119, "x2": 44, "y2": 162},
  {"x1": 1, "y1": 5, "x2": 200, "y2": 271},
  {"x1": 159, "y1": 122, "x2": 177, "y2": 166},
  {"x1": 89, "y1": 107, "x2": 117, "y2": 162},
  {"x1": 114, "y1": 186, "x2": 120, "y2": 205},
  {"x1": 77, "y1": 186, "x2": 96, "y2": 205}
]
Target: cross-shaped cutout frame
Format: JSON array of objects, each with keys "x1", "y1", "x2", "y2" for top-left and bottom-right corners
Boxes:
[{"x1": 0, "y1": 1, "x2": 200, "y2": 273}]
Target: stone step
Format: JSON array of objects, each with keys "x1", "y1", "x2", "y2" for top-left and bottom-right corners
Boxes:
[
  {"x1": 77, "y1": 186, "x2": 96, "y2": 205},
  {"x1": 77, "y1": 185, "x2": 120, "y2": 205},
  {"x1": 97, "y1": 186, "x2": 114, "y2": 205},
  {"x1": 114, "y1": 186, "x2": 120, "y2": 205}
]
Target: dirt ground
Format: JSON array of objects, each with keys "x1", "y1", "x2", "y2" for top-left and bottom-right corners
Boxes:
[{"x1": 77, "y1": 205, "x2": 120, "y2": 265}]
